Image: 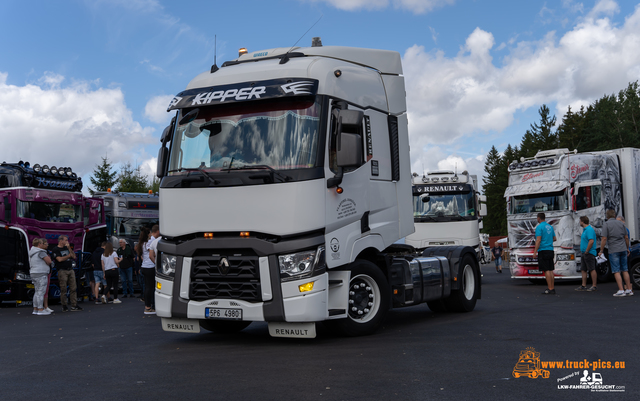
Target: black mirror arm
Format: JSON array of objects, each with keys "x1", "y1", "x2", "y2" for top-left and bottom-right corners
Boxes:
[{"x1": 327, "y1": 168, "x2": 343, "y2": 188}]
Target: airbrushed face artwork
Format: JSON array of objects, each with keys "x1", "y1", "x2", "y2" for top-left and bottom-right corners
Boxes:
[{"x1": 596, "y1": 156, "x2": 621, "y2": 217}]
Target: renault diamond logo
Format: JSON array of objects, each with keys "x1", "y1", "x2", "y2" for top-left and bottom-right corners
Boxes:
[{"x1": 218, "y1": 257, "x2": 230, "y2": 275}]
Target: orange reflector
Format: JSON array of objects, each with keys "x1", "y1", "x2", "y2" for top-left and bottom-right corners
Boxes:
[
  {"x1": 240, "y1": 231, "x2": 250, "y2": 238},
  {"x1": 107, "y1": 188, "x2": 112, "y2": 192},
  {"x1": 453, "y1": 277, "x2": 457, "y2": 281},
  {"x1": 393, "y1": 289, "x2": 398, "y2": 295},
  {"x1": 148, "y1": 190, "x2": 153, "y2": 194},
  {"x1": 336, "y1": 187, "x2": 343, "y2": 194},
  {"x1": 204, "y1": 233, "x2": 213, "y2": 239}
]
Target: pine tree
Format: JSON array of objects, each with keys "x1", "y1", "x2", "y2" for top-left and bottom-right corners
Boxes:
[
  {"x1": 519, "y1": 105, "x2": 558, "y2": 157},
  {"x1": 89, "y1": 156, "x2": 118, "y2": 195},
  {"x1": 482, "y1": 146, "x2": 505, "y2": 236},
  {"x1": 116, "y1": 162, "x2": 149, "y2": 193}
]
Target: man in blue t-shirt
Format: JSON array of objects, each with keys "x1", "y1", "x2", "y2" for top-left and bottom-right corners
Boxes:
[
  {"x1": 534, "y1": 212, "x2": 557, "y2": 294},
  {"x1": 576, "y1": 216, "x2": 597, "y2": 291}
]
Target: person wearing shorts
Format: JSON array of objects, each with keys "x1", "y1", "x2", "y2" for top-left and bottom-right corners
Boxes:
[
  {"x1": 534, "y1": 212, "x2": 557, "y2": 294},
  {"x1": 492, "y1": 245, "x2": 503, "y2": 273},
  {"x1": 92, "y1": 242, "x2": 107, "y2": 304},
  {"x1": 600, "y1": 209, "x2": 633, "y2": 297},
  {"x1": 576, "y1": 216, "x2": 597, "y2": 291}
]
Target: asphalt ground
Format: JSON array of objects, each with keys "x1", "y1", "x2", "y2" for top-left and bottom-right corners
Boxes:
[{"x1": 1, "y1": 264, "x2": 637, "y2": 401}]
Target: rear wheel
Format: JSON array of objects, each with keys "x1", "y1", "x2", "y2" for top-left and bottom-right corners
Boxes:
[
  {"x1": 444, "y1": 254, "x2": 478, "y2": 312},
  {"x1": 324, "y1": 260, "x2": 390, "y2": 337},
  {"x1": 596, "y1": 260, "x2": 612, "y2": 283},
  {"x1": 199, "y1": 320, "x2": 251, "y2": 334},
  {"x1": 631, "y1": 262, "x2": 640, "y2": 290}
]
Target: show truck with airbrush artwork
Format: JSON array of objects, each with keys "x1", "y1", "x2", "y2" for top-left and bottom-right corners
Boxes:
[
  {"x1": 406, "y1": 170, "x2": 487, "y2": 261},
  {"x1": 94, "y1": 190, "x2": 159, "y2": 249},
  {"x1": 504, "y1": 148, "x2": 640, "y2": 282},
  {"x1": 154, "y1": 39, "x2": 481, "y2": 338},
  {"x1": 0, "y1": 161, "x2": 106, "y2": 304}
]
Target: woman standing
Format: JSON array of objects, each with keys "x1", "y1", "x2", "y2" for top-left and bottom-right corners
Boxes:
[
  {"x1": 101, "y1": 242, "x2": 122, "y2": 304},
  {"x1": 29, "y1": 238, "x2": 52, "y2": 315},
  {"x1": 136, "y1": 228, "x2": 155, "y2": 314}
]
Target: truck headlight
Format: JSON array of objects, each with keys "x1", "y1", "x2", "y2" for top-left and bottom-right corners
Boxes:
[
  {"x1": 278, "y1": 246, "x2": 324, "y2": 281},
  {"x1": 159, "y1": 254, "x2": 177, "y2": 277},
  {"x1": 510, "y1": 254, "x2": 516, "y2": 262},
  {"x1": 556, "y1": 254, "x2": 574, "y2": 261}
]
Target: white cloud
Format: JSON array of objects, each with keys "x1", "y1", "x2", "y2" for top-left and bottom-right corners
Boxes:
[
  {"x1": 403, "y1": 0, "x2": 640, "y2": 183},
  {"x1": 144, "y1": 95, "x2": 174, "y2": 124},
  {"x1": 0, "y1": 72, "x2": 155, "y2": 179},
  {"x1": 304, "y1": 0, "x2": 455, "y2": 14}
]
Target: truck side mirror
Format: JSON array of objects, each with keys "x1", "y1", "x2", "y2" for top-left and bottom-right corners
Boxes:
[
  {"x1": 336, "y1": 109, "x2": 364, "y2": 168},
  {"x1": 157, "y1": 147, "x2": 169, "y2": 179},
  {"x1": 480, "y1": 203, "x2": 487, "y2": 217}
]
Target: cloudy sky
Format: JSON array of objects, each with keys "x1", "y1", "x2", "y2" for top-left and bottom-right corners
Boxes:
[{"x1": 1, "y1": 0, "x2": 639, "y2": 192}]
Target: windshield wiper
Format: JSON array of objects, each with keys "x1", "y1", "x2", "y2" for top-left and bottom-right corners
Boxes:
[
  {"x1": 221, "y1": 165, "x2": 293, "y2": 182},
  {"x1": 176, "y1": 168, "x2": 220, "y2": 186}
]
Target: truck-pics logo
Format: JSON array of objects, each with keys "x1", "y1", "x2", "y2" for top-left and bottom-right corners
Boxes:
[
  {"x1": 513, "y1": 347, "x2": 550, "y2": 379},
  {"x1": 570, "y1": 163, "x2": 589, "y2": 179}
]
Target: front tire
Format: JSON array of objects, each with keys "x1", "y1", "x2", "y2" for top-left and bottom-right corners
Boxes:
[
  {"x1": 444, "y1": 254, "x2": 479, "y2": 312},
  {"x1": 324, "y1": 260, "x2": 390, "y2": 337},
  {"x1": 199, "y1": 320, "x2": 251, "y2": 334}
]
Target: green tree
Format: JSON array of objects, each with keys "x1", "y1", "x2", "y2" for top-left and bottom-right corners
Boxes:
[
  {"x1": 148, "y1": 176, "x2": 160, "y2": 193},
  {"x1": 88, "y1": 156, "x2": 118, "y2": 195},
  {"x1": 482, "y1": 146, "x2": 505, "y2": 236},
  {"x1": 116, "y1": 162, "x2": 149, "y2": 193},
  {"x1": 519, "y1": 105, "x2": 558, "y2": 157}
]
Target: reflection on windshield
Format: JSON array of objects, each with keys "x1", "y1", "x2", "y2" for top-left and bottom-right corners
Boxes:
[
  {"x1": 511, "y1": 190, "x2": 568, "y2": 214},
  {"x1": 413, "y1": 192, "x2": 476, "y2": 220},
  {"x1": 17, "y1": 201, "x2": 81, "y2": 223},
  {"x1": 168, "y1": 98, "x2": 321, "y2": 173},
  {"x1": 113, "y1": 217, "x2": 159, "y2": 237}
]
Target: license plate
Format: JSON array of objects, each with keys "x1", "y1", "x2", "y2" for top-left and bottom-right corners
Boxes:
[
  {"x1": 528, "y1": 269, "x2": 542, "y2": 274},
  {"x1": 205, "y1": 308, "x2": 242, "y2": 320}
]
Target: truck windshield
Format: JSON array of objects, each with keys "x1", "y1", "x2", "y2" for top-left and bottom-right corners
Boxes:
[
  {"x1": 413, "y1": 192, "x2": 476, "y2": 221},
  {"x1": 511, "y1": 190, "x2": 568, "y2": 214},
  {"x1": 113, "y1": 217, "x2": 159, "y2": 237},
  {"x1": 17, "y1": 201, "x2": 81, "y2": 223},
  {"x1": 168, "y1": 98, "x2": 321, "y2": 173}
]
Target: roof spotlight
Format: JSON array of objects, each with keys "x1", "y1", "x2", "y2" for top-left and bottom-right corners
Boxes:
[
  {"x1": 42, "y1": 165, "x2": 50, "y2": 174},
  {"x1": 50, "y1": 166, "x2": 58, "y2": 175},
  {"x1": 33, "y1": 164, "x2": 41, "y2": 172}
]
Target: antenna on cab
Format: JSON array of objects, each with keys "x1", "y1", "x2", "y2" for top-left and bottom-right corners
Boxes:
[
  {"x1": 210, "y1": 35, "x2": 219, "y2": 73},
  {"x1": 280, "y1": 15, "x2": 323, "y2": 65}
]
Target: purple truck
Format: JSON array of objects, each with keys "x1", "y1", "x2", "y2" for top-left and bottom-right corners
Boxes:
[{"x1": 0, "y1": 161, "x2": 106, "y2": 305}]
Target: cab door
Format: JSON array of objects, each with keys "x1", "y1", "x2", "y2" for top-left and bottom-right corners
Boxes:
[{"x1": 573, "y1": 180, "x2": 604, "y2": 246}]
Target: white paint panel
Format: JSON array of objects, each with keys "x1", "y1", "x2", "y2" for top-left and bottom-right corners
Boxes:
[
  {"x1": 259, "y1": 256, "x2": 272, "y2": 301},
  {"x1": 180, "y1": 257, "x2": 191, "y2": 299},
  {"x1": 160, "y1": 179, "x2": 325, "y2": 237}
]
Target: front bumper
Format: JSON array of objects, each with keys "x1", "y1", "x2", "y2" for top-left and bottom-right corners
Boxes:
[{"x1": 155, "y1": 267, "x2": 329, "y2": 322}]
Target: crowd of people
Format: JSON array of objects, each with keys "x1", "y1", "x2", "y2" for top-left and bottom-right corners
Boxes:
[
  {"x1": 28, "y1": 225, "x2": 161, "y2": 316},
  {"x1": 489, "y1": 210, "x2": 635, "y2": 297}
]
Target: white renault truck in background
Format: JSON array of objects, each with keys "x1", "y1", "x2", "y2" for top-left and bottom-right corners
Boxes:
[
  {"x1": 504, "y1": 148, "x2": 640, "y2": 282},
  {"x1": 406, "y1": 170, "x2": 487, "y2": 260},
  {"x1": 154, "y1": 39, "x2": 481, "y2": 338}
]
